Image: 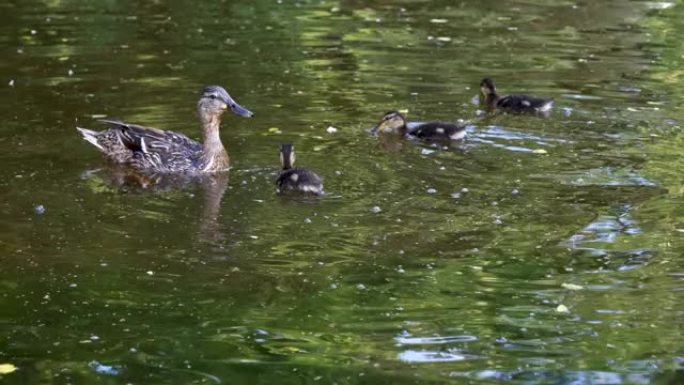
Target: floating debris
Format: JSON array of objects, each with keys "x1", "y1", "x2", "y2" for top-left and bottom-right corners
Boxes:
[
  {"x1": 371, "y1": 206, "x2": 382, "y2": 214},
  {"x1": 34, "y1": 204, "x2": 45, "y2": 215},
  {"x1": 0, "y1": 363, "x2": 17, "y2": 374},
  {"x1": 561, "y1": 283, "x2": 584, "y2": 291},
  {"x1": 555, "y1": 304, "x2": 570, "y2": 313},
  {"x1": 8, "y1": 79, "x2": 14, "y2": 87},
  {"x1": 326, "y1": 126, "x2": 338, "y2": 134}
]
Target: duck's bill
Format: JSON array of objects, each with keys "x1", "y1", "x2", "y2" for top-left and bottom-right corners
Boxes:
[
  {"x1": 229, "y1": 101, "x2": 253, "y2": 117},
  {"x1": 222, "y1": 94, "x2": 253, "y2": 117}
]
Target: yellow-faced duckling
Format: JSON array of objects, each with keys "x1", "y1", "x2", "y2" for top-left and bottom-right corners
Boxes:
[
  {"x1": 76, "y1": 85, "x2": 253, "y2": 173},
  {"x1": 480, "y1": 78, "x2": 553, "y2": 114},
  {"x1": 276, "y1": 143, "x2": 324, "y2": 195},
  {"x1": 371, "y1": 111, "x2": 466, "y2": 141}
]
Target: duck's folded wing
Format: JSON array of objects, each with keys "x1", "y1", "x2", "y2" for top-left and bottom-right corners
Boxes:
[{"x1": 99, "y1": 119, "x2": 202, "y2": 154}]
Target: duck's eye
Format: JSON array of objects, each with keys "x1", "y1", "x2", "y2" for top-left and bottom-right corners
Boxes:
[{"x1": 209, "y1": 94, "x2": 217, "y2": 99}]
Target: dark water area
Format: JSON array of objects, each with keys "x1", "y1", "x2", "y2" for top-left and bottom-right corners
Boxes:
[{"x1": 1, "y1": 0, "x2": 683, "y2": 384}]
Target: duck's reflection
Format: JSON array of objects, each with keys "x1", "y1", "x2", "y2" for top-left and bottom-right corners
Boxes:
[{"x1": 82, "y1": 164, "x2": 230, "y2": 243}]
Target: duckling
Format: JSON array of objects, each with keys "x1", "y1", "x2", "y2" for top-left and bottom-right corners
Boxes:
[
  {"x1": 76, "y1": 85, "x2": 253, "y2": 173},
  {"x1": 371, "y1": 111, "x2": 467, "y2": 141},
  {"x1": 276, "y1": 143, "x2": 324, "y2": 195},
  {"x1": 480, "y1": 78, "x2": 553, "y2": 114}
]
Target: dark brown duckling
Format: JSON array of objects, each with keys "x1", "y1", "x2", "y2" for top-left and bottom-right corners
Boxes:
[
  {"x1": 371, "y1": 111, "x2": 467, "y2": 141},
  {"x1": 480, "y1": 78, "x2": 553, "y2": 114},
  {"x1": 276, "y1": 143, "x2": 324, "y2": 195}
]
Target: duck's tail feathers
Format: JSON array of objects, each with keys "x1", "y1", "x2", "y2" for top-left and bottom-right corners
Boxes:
[
  {"x1": 76, "y1": 127, "x2": 105, "y2": 152},
  {"x1": 538, "y1": 100, "x2": 554, "y2": 113}
]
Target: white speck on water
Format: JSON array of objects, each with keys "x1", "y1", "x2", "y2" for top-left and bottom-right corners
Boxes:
[
  {"x1": 34, "y1": 204, "x2": 46, "y2": 215},
  {"x1": 461, "y1": 187, "x2": 469, "y2": 193},
  {"x1": 512, "y1": 188, "x2": 520, "y2": 195},
  {"x1": 421, "y1": 148, "x2": 435, "y2": 155},
  {"x1": 397, "y1": 266, "x2": 406, "y2": 274},
  {"x1": 556, "y1": 304, "x2": 570, "y2": 314},
  {"x1": 68, "y1": 69, "x2": 74, "y2": 76},
  {"x1": 8, "y1": 79, "x2": 14, "y2": 87},
  {"x1": 493, "y1": 218, "x2": 502, "y2": 225},
  {"x1": 436, "y1": 36, "x2": 452, "y2": 42},
  {"x1": 146, "y1": 270, "x2": 154, "y2": 276},
  {"x1": 491, "y1": 201, "x2": 498, "y2": 206},
  {"x1": 30, "y1": 29, "x2": 37, "y2": 35},
  {"x1": 129, "y1": 347, "x2": 138, "y2": 353},
  {"x1": 356, "y1": 283, "x2": 367, "y2": 290},
  {"x1": 330, "y1": 283, "x2": 337, "y2": 289},
  {"x1": 451, "y1": 192, "x2": 461, "y2": 199},
  {"x1": 90, "y1": 335, "x2": 99, "y2": 341},
  {"x1": 249, "y1": 235, "x2": 259, "y2": 239},
  {"x1": 371, "y1": 206, "x2": 382, "y2": 214},
  {"x1": 304, "y1": 218, "x2": 312, "y2": 224},
  {"x1": 330, "y1": 6, "x2": 340, "y2": 12},
  {"x1": 426, "y1": 188, "x2": 437, "y2": 194},
  {"x1": 326, "y1": 126, "x2": 338, "y2": 134},
  {"x1": 335, "y1": 170, "x2": 342, "y2": 176},
  {"x1": 69, "y1": 283, "x2": 77, "y2": 288},
  {"x1": 430, "y1": 18, "x2": 448, "y2": 23}
]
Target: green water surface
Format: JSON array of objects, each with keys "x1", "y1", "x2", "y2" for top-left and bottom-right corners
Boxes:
[{"x1": 1, "y1": 0, "x2": 683, "y2": 384}]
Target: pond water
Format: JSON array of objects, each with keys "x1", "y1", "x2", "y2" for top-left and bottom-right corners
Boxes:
[{"x1": 1, "y1": 0, "x2": 683, "y2": 384}]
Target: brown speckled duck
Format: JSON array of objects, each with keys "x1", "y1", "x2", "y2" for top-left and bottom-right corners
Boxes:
[
  {"x1": 276, "y1": 143, "x2": 324, "y2": 195},
  {"x1": 76, "y1": 85, "x2": 252, "y2": 173},
  {"x1": 371, "y1": 111, "x2": 467, "y2": 141}
]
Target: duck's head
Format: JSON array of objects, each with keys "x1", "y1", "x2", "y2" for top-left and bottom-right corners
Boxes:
[
  {"x1": 198, "y1": 85, "x2": 253, "y2": 122},
  {"x1": 480, "y1": 78, "x2": 497, "y2": 97},
  {"x1": 279, "y1": 143, "x2": 296, "y2": 170},
  {"x1": 371, "y1": 111, "x2": 407, "y2": 135}
]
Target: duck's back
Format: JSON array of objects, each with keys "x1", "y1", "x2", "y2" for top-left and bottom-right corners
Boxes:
[
  {"x1": 409, "y1": 121, "x2": 467, "y2": 141},
  {"x1": 101, "y1": 120, "x2": 204, "y2": 172},
  {"x1": 497, "y1": 94, "x2": 552, "y2": 113},
  {"x1": 277, "y1": 168, "x2": 324, "y2": 195}
]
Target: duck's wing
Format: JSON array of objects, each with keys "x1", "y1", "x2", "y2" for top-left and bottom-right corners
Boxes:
[
  {"x1": 409, "y1": 121, "x2": 467, "y2": 140},
  {"x1": 497, "y1": 95, "x2": 553, "y2": 113},
  {"x1": 100, "y1": 119, "x2": 202, "y2": 154}
]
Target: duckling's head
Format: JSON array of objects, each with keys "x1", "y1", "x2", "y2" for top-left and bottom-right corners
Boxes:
[
  {"x1": 372, "y1": 111, "x2": 407, "y2": 135},
  {"x1": 480, "y1": 78, "x2": 497, "y2": 97},
  {"x1": 198, "y1": 85, "x2": 253, "y2": 123},
  {"x1": 279, "y1": 143, "x2": 296, "y2": 170}
]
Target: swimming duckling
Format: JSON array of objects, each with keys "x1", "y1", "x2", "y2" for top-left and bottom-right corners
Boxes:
[
  {"x1": 76, "y1": 85, "x2": 252, "y2": 173},
  {"x1": 371, "y1": 111, "x2": 467, "y2": 141},
  {"x1": 480, "y1": 78, "x2": 553, "y2": 114},
  {"x1": 276, "y1": 143, "x2": 324, "y2": 195}
]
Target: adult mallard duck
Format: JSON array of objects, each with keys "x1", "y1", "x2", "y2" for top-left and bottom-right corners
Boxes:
[
  {"x1": 371, "y1": 111, "x2": 467, "y2": 141},
  {"x1": 76, "y1": 85, "x2": 252, "y2": 173},
  {"x1": 276, "y1": 143, "x2": 324, "y2": 195},
  {"x1": 480, "y1": 78, "x2": 553, "y2": 114}
]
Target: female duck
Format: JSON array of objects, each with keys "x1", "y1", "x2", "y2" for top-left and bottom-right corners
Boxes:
[
  {"x1": 371, "y1": 111, "x2": 466, "y2": 141},
  {"x1": 276, "y1": 143, "x2": 324, "y2": 195},
  {"x1": 76, "y1": 85, "x2": 252, "y2": 173},
  {"x1": 480, "y1": 78, "x2": 552, "y2": 114}
]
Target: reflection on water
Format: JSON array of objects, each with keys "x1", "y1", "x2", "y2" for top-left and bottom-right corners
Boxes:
[{"x1": 1, "y1": 0, "x2": 684, "y2": 384}]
